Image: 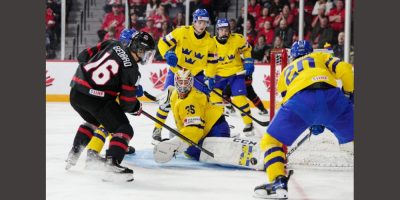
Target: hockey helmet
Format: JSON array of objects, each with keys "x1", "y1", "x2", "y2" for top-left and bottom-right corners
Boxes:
[
  {"x1": 119, "y1": 28, "x2": 138, "y2": 47},
  {"x1": 290, "y1": 40, "x2": 313, "y2": 59},
  {"x1": 129, "y1": 31, "x2": 156, "y2": 65}
]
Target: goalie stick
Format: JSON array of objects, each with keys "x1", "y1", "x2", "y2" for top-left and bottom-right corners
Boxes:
[{"x1": 141, "y1": 110, "x2": 214, "y2": 158}]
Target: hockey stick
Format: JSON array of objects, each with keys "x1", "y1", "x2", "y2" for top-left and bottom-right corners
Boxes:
[
  {"x1": 286, "y1": 130, "x2": 312, "y2": 158},
  {"x1": 193, "y1": 75, "x2": 270, "y2": 126},
  {"x1": 141, "y1": 110, "x2": 214, "y2": 158},
  {"x1": 143, "y1": 91, "x2": 158, "y2": 102}
]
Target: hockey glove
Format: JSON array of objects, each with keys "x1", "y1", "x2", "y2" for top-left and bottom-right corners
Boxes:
[
  {"x1": 153, "y1": 137, "x2": 189, "y2": 163},
  {"x1": 310, "y1": 125, "x2": 325, "y2": 135},
  {"x1": 244, "y1": 58, "x2": 255, "y2": 76},
  {"x1": 129, "y1": 100, "x2": 142, "y2": 116},
  {"x1": 135, "y1": 85, "x2": 144, "y2": 97},
  {"x1": 164, "y1": 50, "x2": 178, "y2": 67},
  {"x1": 205, "y1": 77, "x2": 215, "y2": 91}
]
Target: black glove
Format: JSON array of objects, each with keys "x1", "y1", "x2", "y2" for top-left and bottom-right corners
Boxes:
[{"x1": 129, "y1": 100, "x2": 142, "y2": 116}]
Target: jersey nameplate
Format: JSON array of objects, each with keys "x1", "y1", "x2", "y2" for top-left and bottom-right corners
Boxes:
[{"x1": 113, "y1": 46, "x2": 132, "y2": 67}]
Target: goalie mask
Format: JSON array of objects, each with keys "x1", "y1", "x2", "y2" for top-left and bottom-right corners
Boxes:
[{"x1": 174, "y1": 69, "x2": 193, "y2": 98}]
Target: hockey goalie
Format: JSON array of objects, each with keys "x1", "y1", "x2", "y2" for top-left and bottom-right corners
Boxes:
[{"x1": 153, "y1": 69, "x2": 265, "y2": 170}]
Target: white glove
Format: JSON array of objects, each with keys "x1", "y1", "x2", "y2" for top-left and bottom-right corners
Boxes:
[{"x1": 153, "y1": 137, "x2": 189, "y2": 163}]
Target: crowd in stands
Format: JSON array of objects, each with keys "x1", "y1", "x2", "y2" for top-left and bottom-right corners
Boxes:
[
  {"x1": 46, "y1": 0, "x2": 72, "y2": 59},
  {"x1": 46, "y1": 0, "x2": 353, "y2": 62}
]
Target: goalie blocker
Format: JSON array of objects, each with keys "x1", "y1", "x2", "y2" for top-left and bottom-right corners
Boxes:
[{"x1": 154, "y1": 136, "x2": 264, "y2": 170}]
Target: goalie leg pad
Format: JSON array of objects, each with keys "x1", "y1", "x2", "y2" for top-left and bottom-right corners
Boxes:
[{"x1": 199, "y1": 137, "x2": 264, "y2": 170}]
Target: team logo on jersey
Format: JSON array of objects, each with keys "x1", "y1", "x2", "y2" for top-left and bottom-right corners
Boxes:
[
  {"x1": 194, "y1": 52, "x2": 204, "y2": 59},
  {"x1": 149, "y1": 67, "x2": 168, "y2": 90},
  {"x1": 227, "y1": 54, "x2": 235, "y2": 60},
  {"x1": 185, "y1": 57, "x2": 196, "y2": 64},
  {"x1": 182, "y1": 48, "x2": 192, "y2": 55},
  {"x1": 183, "y1": 116, "x2": 202, "y2": 126},
  {"x1": 46, "y1": 70, "x2": 55, "y2": 87}
]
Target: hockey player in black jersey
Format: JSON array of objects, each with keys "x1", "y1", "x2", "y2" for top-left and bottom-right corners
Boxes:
[{"x1": 65, "y1": 31, "x2": 155, "y2": 182}]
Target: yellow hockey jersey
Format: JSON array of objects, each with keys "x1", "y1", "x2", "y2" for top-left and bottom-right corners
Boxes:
[
  {"x1": 213, "y1": 33, "x2": 252, "y2": 77},
  {"x1": 278, "y1": 52, "x2": 354, "y2": 103},
  {"x1": 158, "y1": 25, "x2": 218, "y2": 77},
  {"x1": 170, "y1": 88, "x2": 223, "y2": 144}
]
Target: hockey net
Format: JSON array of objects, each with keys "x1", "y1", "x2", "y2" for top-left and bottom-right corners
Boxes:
[{"x1": 268, "y1": 49, "x2": 354, "y2": 169}]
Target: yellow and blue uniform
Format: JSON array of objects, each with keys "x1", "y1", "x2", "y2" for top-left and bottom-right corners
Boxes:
[
  {"x1": 211, "y1": 33, "x2": 253, "y2": 126},
  {"x1": 170, "y1": 88, "x2": 230, "y2": 160},
  {"x1": 154, "y1": 25, "x2": 218, "y2": 130},
  {"x1": 261, "y1": 52, "x2": 354, "y2": 182}
]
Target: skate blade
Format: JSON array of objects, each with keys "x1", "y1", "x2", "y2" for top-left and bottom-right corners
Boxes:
[
  {"x1": 102, "y1": 171, "x2": 134, "y2": 182},
  {"x1": 253, "y1": 189, "x2": 288, "y2": 199}
]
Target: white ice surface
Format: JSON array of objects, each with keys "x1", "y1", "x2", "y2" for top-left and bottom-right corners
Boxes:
[{"x1": 46, "y1": 102, "x2": 353, "y2": 200}]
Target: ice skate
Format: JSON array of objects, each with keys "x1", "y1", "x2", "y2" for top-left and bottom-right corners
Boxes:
[
  {"x1": 224, "y1": 105, "x2": 236, "y2": 116},
  {"x1": 102, "y1": 157, "x2": 134, "y2": 182},
  {"x1": 65, "y1": 146, "x2": 83, "y2": 170},
  {"x1": 151, "y1": 127, "x2": 162, "y2": 145},
  {"x1": 243, "y1": 123, "x2": 255, "y2": 137},
  {"x1": 254, "y1": 175, "x2": 289, "y2": 199},
  {"x1": 126, "y1": 146, "x2": 135, "y2": 154},
  {"x1": 85, "y1": 149, "x2": 106, "y2": 170}
]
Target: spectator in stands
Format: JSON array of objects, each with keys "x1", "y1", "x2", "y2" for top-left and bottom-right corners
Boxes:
[
  {"x1": 289, "y1": 0, "x2": 298, "y2": 17},
  {"x1": 150, "y1": 5, "x2": 170, "y2": 29},
  {"x1": 273, "y1": 4, "x2": 294, "y2": 28},
  {"x1": 248, "y1": 0, "x2": 262, "y2": 18},
  {"x1": 328, "y1": 0, "x2": 345, "y2": 33},
  {"x1": 274, "y1": 19, "x2": 294, "y2": 48},
  {"x1": 256, "y1": 6, "x2": 274, "y2": 31},
  {"x1": 252, "y1": 35, "x2": 270, "y2": 63},
  {"x1": 311, "y1": 4, "x2": 326, "y2": 29},
  {"x1": 103, "y1": 28, "x2": 117, "y2": 41},
  {"x1": 312, "y1": 0, "x2": 333, "y2": 16},
  {"x1": 309, "y1": 16, "x2": 334, "y2": 48},
  {"x1": 269, "y1": 0, "x2": 286, "y2": 18},
  {"x1": 130, "y1": 0, "x2": 147, "y2": 19},
  {"x1": 246, "y1": 20, "x2": 258, "y2": 47},
  {"x1": 140, "y1": 18, "x2": 161, "y2": 41},
  {"x1": 172, "y1": 11, "x2": 185, "y2": 28},
  {"x1": 332, "y1": 31, "x2": 346, "y2": 60},
  {"x1": 130, "y1": 13, "x2": 144, "y2": 30},
  {"x1": 98, "y1": 2, "x2": 125, "y2": 42},
  {"x1": 265, "y1": 36, "x2": 284, "y2": 62},
  {"x1": 258, "y1": 20, "x2": 275, "y2": 46},
  {"x1": 229, "y1": 19, "x2": 241, "y2": 34},
  {"x1": 237, "y1": 6, "x2": 256, "y2": 34},
  {"x1": 146, "y1": 0, "x2": 161, "y2": 18},
  {"x1": 104, "y1": 0, "x2": 122, "y2": 13}
]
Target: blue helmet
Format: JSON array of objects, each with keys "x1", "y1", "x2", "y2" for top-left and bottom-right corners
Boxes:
[
  {"x1": 216, "y1": 18, "x2": 230, "y2": 29},
  {"x1": 290, "y1": 40, "x2": 313, "y2": 58},
  {"x1": 192, "y1": 9, "x2": 209, "y2": 23},
  {"x1": 119, "y1": 28, "x2": 138, "y2": 47}
]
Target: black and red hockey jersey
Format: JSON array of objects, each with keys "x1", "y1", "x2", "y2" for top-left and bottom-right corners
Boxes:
[{"x1": 70, "y1": 39, "x2": 140, "y2": 113}]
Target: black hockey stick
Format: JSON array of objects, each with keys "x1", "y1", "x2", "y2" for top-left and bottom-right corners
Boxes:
[
  {"x1": 141, "y1": 110, "x2": 214, "y2": 158},
  {"x1": 143, "y1": 91, "x2": 158, "y2": 102},
  {"x1": 286, "y1": 130, "x2": 312, "y2": 158}
]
